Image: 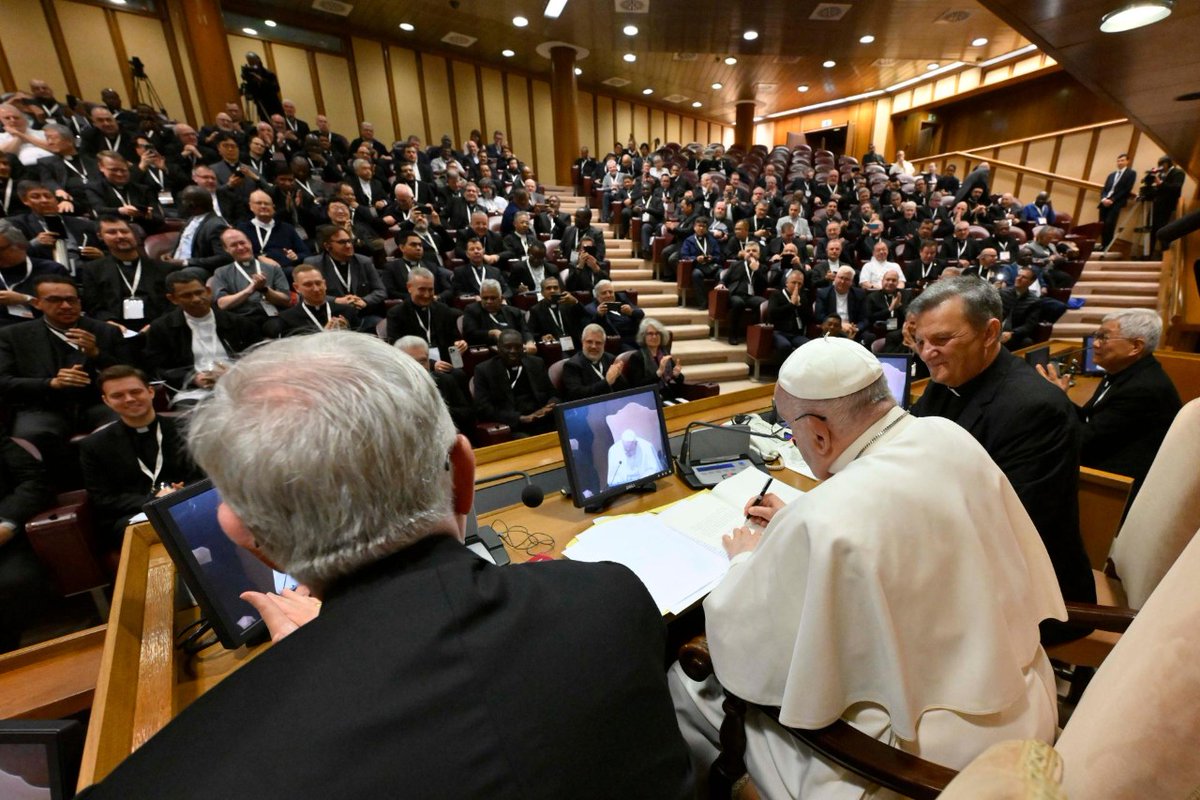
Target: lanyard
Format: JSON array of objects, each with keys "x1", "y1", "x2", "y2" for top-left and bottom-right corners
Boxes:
[
  {"x1": 0, "y1": 259, "x2": 34, "y2": 291},
  {"x1": 329, "y1": 257, "x2": 353, "y2": 294},
  {"x1": 472, "y1": 266, "x2": 485, "y2": 288},
  {"x1": 957, "y1": 240, "x2": 968, "y2": 257},
  {"x1": 488, "y1": 311, "x2": 507, "y2": 328},
  {"x1": 360, "y1": 180, "x2": 372, "y2": 202},
  {"x1": 146, "y1": 168, "x2": 164, "y2": 189},
  {"x1": 297, "y1": 180, "x2": 316, "y2": 199},
  {"x1": 548, "y1": 305, "x2": 563, "y2": 333},
  {"x1": 0, "y1": 181, "x2": 10, "y2": 214},
  {"x1": 921, "y1": 261, "x2": 934, "y2": 279},
  {"x1": 45, "y1": 323, "x2": 79, "y2": 351},
  {"x1": 590, "y1": 360, "x2": 605, "y2": 380},
  {"x1": 117, "y1": 259, "x2": 142, "y2": 297},
  {"x1": 697, "y1": 236, "x2": 707, "y2": 256},
  {"x1": 111, "y1": 185, "x2": 128, "y2": 206},
  {"x1": 234, "y1": 260, "x2": 263, "y2": 286},
  {"x1": 104, "y1": 134, "x2": 122, "y2": 152},
  {"x1": 421, "y1": 233, "x2": 441, "y2": 264},
  {"x1": 63, "y1": 157, "x2": 89, "y2": 181},
  {"x1": 302, "y1": 301, "x2": 330, "y2": 329},
  {"x1": 414, "y1": 307, "x2": 432, "y2": 340},
  {"x1": 136, "y1": 421, "x2": 164, "y2": 488},
  {"x1": 508, "y1": 365, "x2": 523, "y2": 389},
  {"x1": 253, "y1": 222, "x2": 272, "y2": 249}
]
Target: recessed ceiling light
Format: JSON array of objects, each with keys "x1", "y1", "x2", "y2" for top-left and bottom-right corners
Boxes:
[
  {"x1": 927, "y1": 62, "x2": 940, "y2": 70},
  {"x1": 502, "y1": 49, "x2": 516, "y2": 57},
  {"x1": 543, "y1": 0, "x2": 568, "y2": 18},
  {"x1": 574, "y1": 67, "x2": 582, "y2": 75},
  {"x1": 242, "y1": 27, "x2": 258, "y2": 35},
  {"x1": 399, "y1": 22, "x2": 414, "y2": 31},
  {"x1": 712, "y1": 82, "x2": 723, "y2": 89},
  {"x1": 512, "y1": 15, "x2": 529, "y2": 26},
  {"x1": 692, "y1": 101, "x2": 702, "y2": 107},
  {"x1": 623, "y1": 24, "x2": 639, "y2": 35},
  {"x1": 1100, "y1": 1, "x2": 1173, "y2": 32},
  {"x1": 643, "y1": 88, "x2": 653, "y2": 95},
  {"x1": 970, "y1": 36, "x2": 988, "y2": 46},
  {"x1": 743, "y1": 31, "x2": 759, "y2": 41},
  {"x1": 822, "y1": 60, "x2": 836, "y2": 68},
  {"x1": 110, "y1": 0, "x2": 127, "y2": 4},
  {"x1": 797, "y1": 84, "x2": 810, "y2": 92},
  {"x1": 623, "y1": 53, "x2": 637, "y2": 62},
  {"x1": 724, "y1": 56, "x2": 738, "y2": 65},
  {"x1": 859, "y1": 34, "x2": 875, "y2": 43},
  {"x1": 264, "y1": 19, "x2": 278, "y2": 27}
]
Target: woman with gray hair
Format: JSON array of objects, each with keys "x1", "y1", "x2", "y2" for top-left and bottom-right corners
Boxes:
[{"x1": 629, "y1": 317, "x2": 685, "y2": 399}]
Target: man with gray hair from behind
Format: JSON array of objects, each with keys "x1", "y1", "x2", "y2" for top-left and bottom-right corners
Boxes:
[
  {"x1": 1037, "y1": 307, "x2": 1180, "y2": 497},
  {"x1": 77, "y1": 332, "x2": 693, "y2": 799}
]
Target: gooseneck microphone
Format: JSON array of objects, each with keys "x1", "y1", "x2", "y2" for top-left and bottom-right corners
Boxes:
[{"x1": 474, "y1": 470, "x2": 544, "y2": 507}]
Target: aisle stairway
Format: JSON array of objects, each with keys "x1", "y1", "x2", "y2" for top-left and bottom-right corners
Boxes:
[
  {"x1": 543, "y1": 184, "x2": 755, "y2": 392},
  {"x1": 1054, "y1": 257, "x2": 1163, "y2": 338}
]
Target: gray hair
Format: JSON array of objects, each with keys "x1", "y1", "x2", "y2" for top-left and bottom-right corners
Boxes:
[
  {"x1": 479, "y1": 278, "x2": 502, "y2": 295},
  {"x1": 187, "y1": 333, "x2": 458, "y2": 587},
  {"x1": 395, "y1": 335, "x2": 428, "y2": 353},
  {"x1": 1104, "y1": 308, "x2": 1162, "y2": 352},
  {"x1": 907, "y1": 275, "x2": 1001, "y2": 329},
  {"x1": 582, "y1": 322, "x2": 606, "y2": 339},
  {"x1": 0, "y1": 220, "x2": 29, "y2": 248},
  {"x1": 784, "y1": 374, "x2": 896, "y2": 431},
  {"x1": 41, "y1": 122, "x2": 72, "y2": 139},
  {"x1": 593, "y1": 280, "x2": 613, "y2": 298},
  {"x1": 352, "y1": 158, "x2": 371, "y2": 171},
  {"x1": 406, "y1": 266, "x2": 434, "y2": 284},
  {"x1": 636, "y1": 317, "x2": 671, "y2": 347}
]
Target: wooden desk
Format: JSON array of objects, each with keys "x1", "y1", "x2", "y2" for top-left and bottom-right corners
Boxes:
[{"x1": 0, "y1": 626, "x2": 105, "y2": 720}]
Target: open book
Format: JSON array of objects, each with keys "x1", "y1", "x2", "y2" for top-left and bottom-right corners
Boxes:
[{"x1": 563, "y1": 467, "x2": 806, "y2": 614}]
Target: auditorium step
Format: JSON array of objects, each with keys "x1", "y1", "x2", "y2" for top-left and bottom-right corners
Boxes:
[
  {"x1": 1076, "y1": 271, "x2": 1160, "y2": 284},
  {"x1": 1057, "y1": 305, "x2": 1134, "y2": 326},
  {"x1": 611, "y1": 268, "x2": 655, "y2": 281},
  {"x1": 669, "y1": 339, "x2": 754, "y2": 366},
  {"x1": 619, "y1": 279, "x2": 678, "y2": 295},
  {"x1": 639, "y1": 294, "x2": 678, "y2": 308},
  {"x1": 1072, "y1": 281, "x2": 1158, "y2": 296},
  {"x1": 1084, "y1": 258, "x2": 1163, "y2": 273},
  {"x1": 644, "y1": 307, "x2": 710, "y2": 325},
  {"x1": 669, "y1": 324, "x2": 712, "y2": 341},
  {"x1": 1067, "y1": 294, "x2": 1156, "y2": 309},
  {"x1": 680, "y1": 361, "x2": 752, "y2": 382}
]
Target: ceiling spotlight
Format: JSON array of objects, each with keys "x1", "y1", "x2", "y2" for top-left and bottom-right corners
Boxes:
[
  {"x1": 859, "y1": 34, "x2": 875, "y2": 43},
  {"x1": 512, "y1": 15, "x2": 529, "y2": 27},
  {"x1": 970, "y1": 36, "x2": 988, "y2": 46},
  {"x1": 724, "y1": 56, "x2": 738, "y2": 65},
  {"x1": 1100, "y1": 1, "x2": 1174, "y2": 32},
  {"x1": 264, "y1": 19, "x2": 278, "y2": 27},
  {"x1": 643, "y1": 88, "x2": 653, "y2": 95},
  {"x1": 574, "y1": 67, "x2": 582, "y2": 75},
  {"x1": 502, "y1": 49, "x2": 516, "y2": 57},
  {"x1": 399, "y1": 22, "x2": 414, "y2": 31},
  {"x1": 543, "y1": 0, "x2": 568, "y2": 18},
  {"x1": 110, "y1": 0, "x2": 127, "y2": 4},
  {"x1": 623, "y1": 53, "x2": 637, "y2": 62},
  {"x1": 712, "y1": 82, "x2": 723, "y2": 89},
  {"x1": 822, "y1": 60, "x2": 836, "y2": 68},
  {"x1": 623, "y1": 24, "x2": 639, "y2": 35},
  {"x1": 743, "y1": 31, "x2": 759, "y2": 41},
  {"x1": 797, "y1": 84, "x2": 810, "y2": 92},
  {"x1": 926, "y1": 62, "x2": 940, "y2": 70},
  {"x1": 692, "y1": 101, "x2": 702, "y2": 107},
  {"x1": 242, "y1": 27, "x2": 258, "y2": 35}
]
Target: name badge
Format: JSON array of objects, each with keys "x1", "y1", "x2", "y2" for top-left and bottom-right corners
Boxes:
[
  {"x1": 429, "y1": 347, "x2": 441, "y2": 363},
  {"x1": 886, "y1": 318, "x2": 899, "y2": 331},
  {"x1": 262, "y1": 299, "x2": 279, "y2": 317},
  {"x1": 1037, "y1": 217, "x2": 1047, "y2": 225},
  {"x1": 449, "y1": 348, "x2": 464, "y2": 370},
  {"x1": 122, "y1": 297, "x2": 145, "y2": 320},
  {"x1": 641, "y1": 212, "x2": 651, "y2": 222},
  {"x1": 158, "y1": 192, "x2": 175, "y2": 207},
  {"x1": 560, "y1": 336, "x2": 575, "y2": 353},
  {"x1": 7, "y1": 304, "x2": 34, "y2": 319},
  {"x1": 999, "y1": 251, "x2": 1011, "y2": 261}
]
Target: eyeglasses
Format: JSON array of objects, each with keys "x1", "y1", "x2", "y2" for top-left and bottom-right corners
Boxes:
[
  {"x1": 793, "y1": 413, "x2": 827, "y2": 424},
  {"x1": 40, "y1": 295, "x2": 81, "y2": 305},
  {"x1": 1091, "y1": 331, "x2": 1134, "y2": 343}
]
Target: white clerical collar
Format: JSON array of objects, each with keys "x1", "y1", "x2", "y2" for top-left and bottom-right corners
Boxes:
[
  {"x1": 184, "y1": 310, "x2": 215, "y2": 327},
  {"x1": 828, "y1": 406, "x2": 910, "y2": 475}
]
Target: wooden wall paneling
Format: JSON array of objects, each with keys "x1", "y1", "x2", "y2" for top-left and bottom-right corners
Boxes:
[
  {"x1": 1024, "y1": 137, "x2": 1057, "y2": 175},
  {"x1": 632, "y1": 104, "x2": 648, "y2": 147},
  {"x1": 453, "y1": 60, "x2": 481, "y2": 146},
  {"x1": 577, "y1": 90, "x2": 595, "y2": 157},
  {"x1": 350, "y1": 37, "x2": 395, "y2": 145},
  {"x1": 479, "y1": 68, "x2": 506, "y2": 142},
  {"x1": 445, "y1": 58, "x2": 460, "y2": 147},
  {"x1": 154, "y1": 1, "x2": 197, "y2": 126},
  {"x1": 505, "y1": 74, "x2": 532, "y2": 167},
  {"x1": 314, "y1": 53, "x2": 356, "y2": 137},
  {"x1": 421, "y1": 54, "x2": 454, "y2": 145},
  {"x1": 1125, "y1": 126, "x2": 1141, "y2": 166},
  {"x1": 261, "y1": 41, "x2": 277, "y2": 75},
  {"x1": 1013, "y1": 141, "x2": 1030, "y2": 197},
  {"x1": 666, "y1": 113, "x2": 681, "y2": 146},
  {"x1": 55, "y1": 1, "x2": 121, "y2": 101},
  {"x1": 307, "y1": 51, "x2": 325, "y2": 116},
  {"x1": 524, "y1": 79, "x2": 538, "y2": 176},
  {"x1": 596, "y1": 96, "x2": 615, "y2": 157},
  {"x1": 34, "y1": 0, "x2": 77, "y2": 97},
  {"x1": 408, "y1": 49, "x2": 428, "y2": 144},
  {"x1": 648, "y1": 108, "x2": 664, "y2": 147},
  {"x1": 531, "y1": 80, "x2": 555, "y2": 183},
  {"x1": 117, "y1": 11, "x2": 188, "y2": 122},
  {"x1": 1089, "y1": 123, "x2": 1135, "y2": 182},
  {"x1": 0, "y1": 34, "x2": 15, "y2": 93},
  {"x1": 271, "y1": 44, "x2": 320, "y2": 125},
  {"x1": 614, "y1": 100, "x2": 632, "y2": 148},
  {"x1": 342, "y1": 36, "x2": 364, "y2": 125},
  {"x1": 389, "y1": 47, "x2": 423, "y2": 143},
  {"x1": 102, "y1": 10, "x2": 136, "y2": 108}
]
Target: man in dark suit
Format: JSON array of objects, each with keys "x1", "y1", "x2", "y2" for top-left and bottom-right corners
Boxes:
[
  {"x1": 908, "y1": 277, "x2": 1095, "y2": 643},
  {"x1": 81, "y1": 366, "x2": 204, "y2": 543},
  {"x1": 1037, "y1": 308, "x2": 1181, "y2": 497},
  {"x1": 143, "y1": 272, "x2": 263, "y2": 396},
  {"x1": 394, "y1": 335, "x2": 474, "y2": 434},
  {"x1": 36, "y1": 123, "x2": 98, "y2": 215},
  {"x1": 562, "y1": 323, "x2": 630, "y2": 400},
  {"x1": 161, "y1": 186, "x2": 230, "y2": 276},
  {"x1": 953, "y1": 162, "x2": 991, "y2": 204},
  {"x1": 939, "y1": 221, "x2": 981, "y2": 270},
  {"x1": 454, "y1": 212, "x2": 506, "y2": 263},
  {"x1": 1148, "y1": 155, "x2": 1185, "y2": 251},
  {"x1": 559, "y1": 207, "x2": 607, "y2": 265},
  {"x1": 999, "y1": 267, "x2": 1043, "y2": 350},
  {"x1": 0, "y1": 275, "x2": 125, "y2": 469},
  {"x1": 384, "y1": 267, "x2": 466, "y2": 374},
  {"x1": 445, "y1": 181, "x2": 485, "y2": 231},
  {"x1": 302, "y1": 226, "x2": 386, "y2": 329},
  {"x1": 75, "y1": 332, "x2": 693, "y2": 799},
  {"x1": 83, "y1": 217, "x2": 173, "y2": 332},
  {"x1": 237, "y1": 190, "x2": 310, "y2": 269},
  {"x1": 280, "y1": 100, "x2": 310, "y2": 142},
  {"x1": 719, "y1": 241, "x2": 769, "y2": 346},
  {"x1": 80, "y1": 107, "x2": 138, "y2": 163},
  {"x1": 903, "y1": 239, "x2": 944, "y2": 287},
  {"x1": 815, "y1": 267, "x2": 868, "y2": 340},
  {"x1": 0, "y1": 221, "x2": 71, "y2": 327},
  {"x1": 451, "y1": 238, "x2": 511, "y2": 301},
  {"x1": 1097, "y1": 153, "x2": 1136, "y2": 249},
  {"x1": 585, "y1": 281, "x2": 644, "y2": 352},
  {"x1": 278, "y1": 263, "x2": 358, "y2": 335},
  {"x1": 85, "y1": 153, "x2": 164, "y2": 234},
  {"x1": 528, "y1": 276, "x2": 586, "y2": 352},
  {"x1": 10, "y1": 182, "x2": 98, "y2": 276},
  {"x1": 473, "y1": 329, "x2": 558, "y2": 436},
  {"x1": 461, "y1": 280, "x2": 533, "y2": 349},
  {"x1": 0, "y1": 433, "x2": 56, "y2": 652}
]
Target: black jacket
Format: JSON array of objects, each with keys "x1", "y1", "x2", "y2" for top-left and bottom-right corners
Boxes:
[
  {"x1": 278, "y1": 300, "x2": 360, "y2": 336},
  {"x1": 562, "y1": 351, "x2": 628, "y2": 401},
  {"x1": 473, "y1": 355, "x2": 557, "y2": 428},
  {"x1": 385, "y1": 300, "x2": 461, "y2": 352},
  {"x1": 143, "y1": 308, "x2": 263, "y2": 387},
  {"x1": 0, "y1": 317, "x2": 127, "y2": 412},
  {"x1": 461, "y1": 303, "x2": 531, "y2": 346},
  {"x1": 81, "y1": 256, "x2": 174, "y2": 326},
  {"x1": 528, "y1": 299, "x2": 587, "y2": 350},
  {"x1": 177, "y1": 213, "x2": 232, "y2": 274}
]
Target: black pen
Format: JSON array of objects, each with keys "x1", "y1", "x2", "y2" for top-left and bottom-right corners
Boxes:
[{"x1": 745, "y1": 477, "x2": 774, "y2": 524}]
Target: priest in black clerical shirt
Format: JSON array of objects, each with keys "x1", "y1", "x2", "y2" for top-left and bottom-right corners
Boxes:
[
  {"x1": 461, "y1": 280, "x2": 534, "y2": 349},
  {"x1": 473, "y1": 329, "x2": 558, "y2": 436},
  {"x1": 80, "y1": 366, "x2": 204, "y2": 544},
  {"x1": 83, "y1": 218, "x2": 173, "y2": 331},
  {"x1": 279, "y1": 263, "x2": 358, "y2": 335}
]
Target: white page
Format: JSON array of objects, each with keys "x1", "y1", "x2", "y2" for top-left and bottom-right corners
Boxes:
[
  {"x1": 564, "y1": 516, "x2": 728, "y2": 613},
  {"x1": 656, "y1": 492, "x2": 746, "y2": 556},
  {"x1": 710, "y1": 465, "x2": 805, "y2": 509}
]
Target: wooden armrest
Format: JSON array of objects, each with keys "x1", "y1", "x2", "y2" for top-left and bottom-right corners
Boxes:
[
  {"x1": 763, "y1": 708, "x2": 957, "y2": 800},
  {"x1": 678, "y1": 634, "x2": 713, "y2": 681},
  {"x1": 1064, "y1": 601, "x2": 1137, "y2": 633}
]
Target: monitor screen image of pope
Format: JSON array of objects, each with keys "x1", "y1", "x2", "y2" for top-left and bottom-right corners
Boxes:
[{"x1": 555, "y1": 385, "x2": 672, "y2": 508}]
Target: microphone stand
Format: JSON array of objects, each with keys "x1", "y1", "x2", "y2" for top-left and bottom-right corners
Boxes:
[{"x1": 676, "y1": 420, "x2": 790, "y2": 490}]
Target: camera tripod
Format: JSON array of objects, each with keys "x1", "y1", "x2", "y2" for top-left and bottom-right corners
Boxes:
[
  {"x1": 129, "y1": 57, "x2": 166, "y2": 115},
  {"x1": 1103, "y1": 195, "x2": 1152, "y2": 259}
]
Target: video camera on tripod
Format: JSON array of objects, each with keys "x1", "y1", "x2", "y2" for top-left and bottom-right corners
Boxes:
[{"x1": 127, "y1": 55, "x2": 165, "y2": 114}]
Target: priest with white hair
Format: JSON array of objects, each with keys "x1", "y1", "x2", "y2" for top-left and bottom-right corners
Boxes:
[{"x1": 670, "y1": 336, "x2": 1067, "y2": 799}]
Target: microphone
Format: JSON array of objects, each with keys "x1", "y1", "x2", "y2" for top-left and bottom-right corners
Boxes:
[{"x1": 475, "y1": 470, "x2": 544, "y2": 507}]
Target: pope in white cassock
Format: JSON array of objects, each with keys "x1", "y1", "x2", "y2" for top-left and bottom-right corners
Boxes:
[
  {"x1": 670, "y1": 337, "x2": 1068, "y2": 799},
  {"x1": 606, "y1": 428, "x2": 664, "y2": 486}
]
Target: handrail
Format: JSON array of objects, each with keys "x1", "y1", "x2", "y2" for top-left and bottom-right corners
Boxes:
[
  {"x1": 911, "y1": 150, "x2": 1103, "y2": 191},
  {"x1": 911, "y1": 120, "x2": 1130, "y2": 164},
  {"x1": 1162, "y1": 198, "x2": 1197, "y2": 344}
]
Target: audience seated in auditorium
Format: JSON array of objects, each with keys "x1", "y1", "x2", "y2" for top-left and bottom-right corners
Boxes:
[
  {"x1": 864, "y1": 268, "x2": 909, "y2": 352},
  {"x1": 452, "y1": 238, "x2": 511, "y2": 301},
  {"x1": 626, "y1": 318, "x2": 685, "y2": 400},
  {"x1": 0, "y1": 436, "x2": 55, "y2": 652},
  {"x1": 528, "y1": 276, "x2": 585, "y2": 353},
  {"x1": 858, "y1": 240, "x2": 904, "y2": 291},
  {"x1": 385, "y1": 267, "x2": 466, "y2": 370},
  {"x1": 719, "y1": 240, "x2": 769, "y2": 346},
  {"x1": 303, "y1": 225, "x2": 385, "y2": 329},
  {"x1": 998, "y1": 267, "x2": 1043, "y2": 351},
  {"x1": 237, "y1": 190, "x2": 310, "y2": 268}
]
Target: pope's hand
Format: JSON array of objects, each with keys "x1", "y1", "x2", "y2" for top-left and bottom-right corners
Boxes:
[
  {"x1": 722, "y1": 526, "x2": 762, "y2": 559},
  {"x1": 743, "y1": 492, "x2": 786, "y2": 527},
  {"x1": 240, "y1": 587, "x2": 321, "y2": 642}
]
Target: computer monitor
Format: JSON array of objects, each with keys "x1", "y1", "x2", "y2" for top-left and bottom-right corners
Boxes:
[
  {"x1": 0, "y1": 720, "x2": 84, "y2": 800},
  {"x1": 143, "y1": 480, "x2": 300, "y2": 649},
  {"x1": 876, "y1": 353, "x2": 914, "y2": 410},
  {"x1": 554, "y1": 384, "x2": 672, "y2": 510},
  {"x1": 1082, "y1": 336, "x2": 1106, "y2": 376},
  {"x1": 1024, "y1": 343, "x2": 1052, "y2": 369}
]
